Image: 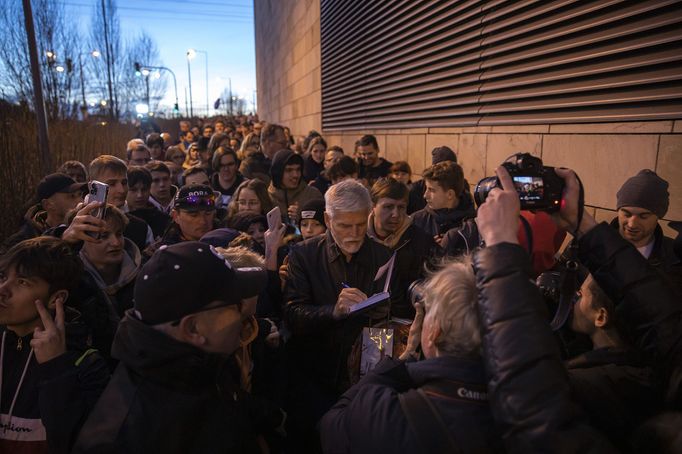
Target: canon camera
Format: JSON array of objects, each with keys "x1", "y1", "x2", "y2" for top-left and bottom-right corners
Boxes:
[{"x1": 474, "y1": 153, "x2": 564, "y2": 212}]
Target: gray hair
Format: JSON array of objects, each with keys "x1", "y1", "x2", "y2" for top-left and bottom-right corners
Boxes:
[
  {"x1": 422, "y1": 256, "x2": 481, "y2": 358},
  {"x1": 325, "y1": 179, "x2": 372, "y2": 218}
]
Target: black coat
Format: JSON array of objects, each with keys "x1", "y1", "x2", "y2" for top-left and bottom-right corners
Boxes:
[
  {"x1": 473, "y1": 242, "x2": 615, "y2": 453},
  {"x1": 411, "y1": 193, "x2": 475, "y2": 238},
  {"x1": 284, "y1": 231, "x2": 399, "y2": 393},
  {"x1": 566, "y1": 348, "x2": 656, "y2": 451},
  {"x1": 73, "y1": 311, "x2": 283, "y2": 454},
  {"x1": 320, "y1": 356, "x2": 504, "y2": 454},
  {"x1": 579, "y1": 222, "x2": 682, "y2": 406},
  {"x1": 128, "y1": 207, "x2": 171, "y2": 239}
]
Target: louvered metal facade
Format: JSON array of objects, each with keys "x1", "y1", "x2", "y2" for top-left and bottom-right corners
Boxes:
[{"x1": 320, "y1": 0, "x2": 682, "y2": 130}]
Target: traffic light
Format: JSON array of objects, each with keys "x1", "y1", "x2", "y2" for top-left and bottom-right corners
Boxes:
[{"x1": 134, "y1": 62, "x2": 141, "y2": 77}]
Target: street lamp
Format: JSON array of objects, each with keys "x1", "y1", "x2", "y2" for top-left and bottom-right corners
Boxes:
[
  {"x1": 187, "y1": 48, "x2": 209, "y2": 117},
  {"x1": 135, "y1": 62, "x2": 180, "y2": 117},
  {"x1": 77, "y1": 50, "x2": 101, "y2": 116}
]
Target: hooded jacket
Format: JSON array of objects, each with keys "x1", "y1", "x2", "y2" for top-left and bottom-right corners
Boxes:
[
  {"x1": 268, "y1": 150, "x2": 323, "y2": 223},
  {"x1": 70, "y1": 238, "x2": 141, "y2": 367},
  {"x1": 73, "y1": 312, "x2": 281, "y2": 454}
]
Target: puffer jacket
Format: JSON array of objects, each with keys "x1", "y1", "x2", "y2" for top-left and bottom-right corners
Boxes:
[
  {"x1": 473, "y1": 242, "x2": 615, "y2": 453},
  {"x1": 580, "y1": 222, "x2": 682, "y2": 406},
  {"x1": 73, "y1": 311, "x2": 283, "y2": 454},
  {"x1": 268, "y1": 149, "x2": 323, "y2": 224},
  {"x1": 320, "y1": 356, "x2": 504, "y2": 454}
]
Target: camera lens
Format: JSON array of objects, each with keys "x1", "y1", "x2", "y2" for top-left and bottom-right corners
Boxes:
[{"x1": 473, "y1": 177, "x2": 499, "y2": 207}]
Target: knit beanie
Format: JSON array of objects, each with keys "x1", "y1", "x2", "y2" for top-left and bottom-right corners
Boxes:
[
  {"x1": 616, "y1": 169, "x2": 669, "y2": 218},
  {"x1": 299, "y1": 198, "x2": 326, "y2": 228}
]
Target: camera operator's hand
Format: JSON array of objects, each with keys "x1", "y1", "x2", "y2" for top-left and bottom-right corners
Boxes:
[
  {"x1": 551, "y1": 168, "x2": 597, "y2": 237},
  {"x1": 399, "y1": 301, "x2": 424, "y2": 361},
  {"x1": 333, "y1": 287, "x2": 368, "y2": 320},
  {"x1": 477, "y1": 166, "x2": 520, "y2": 247},
  {"x1": 62, "y1": 202, "x2": 107, "y2": 244}
]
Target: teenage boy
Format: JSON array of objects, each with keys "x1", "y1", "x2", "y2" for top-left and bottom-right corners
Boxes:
[
  {"x1": 412, "y1": 161, "x2": 474, "y2": 241},
  {"x1": 0, "y1": 237, "x2": 109, "y2": 453},
  {"x1": 126, "y1": 167, "x2": 171, "y2": 239}
]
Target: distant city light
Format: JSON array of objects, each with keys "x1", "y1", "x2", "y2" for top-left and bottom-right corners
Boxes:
[{"x1": 135, "y1": 103, "x2": 150, "y2": 115}]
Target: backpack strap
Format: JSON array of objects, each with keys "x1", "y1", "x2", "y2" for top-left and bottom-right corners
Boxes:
[{"x1": 398, "y1": 387, "x2": 461, "y2": 454}]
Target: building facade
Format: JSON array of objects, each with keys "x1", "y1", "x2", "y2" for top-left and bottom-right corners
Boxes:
[{"x1": 255, "y1": 0, "x2": 682, "y2": 230}]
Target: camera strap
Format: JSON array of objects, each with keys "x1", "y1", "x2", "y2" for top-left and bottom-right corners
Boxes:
[{"x1": 551, "y1": 174, "x2": 586, "y2": 330}]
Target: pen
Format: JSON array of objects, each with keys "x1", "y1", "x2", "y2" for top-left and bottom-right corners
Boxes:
[{"x1": 341, "y1": 282, "x2": 351, "y2": 288}]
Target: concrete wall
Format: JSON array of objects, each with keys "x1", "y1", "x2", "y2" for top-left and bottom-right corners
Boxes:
[
  {"x1": 255, "y1": 0, "x2": 321, "y2": 135},
  {"x1": 254, "y1": 1, "x2": 682, "y2": 235}
]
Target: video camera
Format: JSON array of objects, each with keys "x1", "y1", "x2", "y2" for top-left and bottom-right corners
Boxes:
[{"x1": 474, "y1": 153, "x2": 564, "y2": 212}]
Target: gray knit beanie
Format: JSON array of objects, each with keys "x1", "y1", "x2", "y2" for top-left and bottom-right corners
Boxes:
[{"x1": 616, "y1": 169, "x2": 669, "y2": 218}]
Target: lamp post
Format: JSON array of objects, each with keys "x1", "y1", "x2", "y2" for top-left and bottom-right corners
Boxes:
[
  {"x1": 135, "y1": 63, "x2": 180, "y2": 117},
  {"x1": 186, "y1": 50, "x2": 194, "y2": 117},
  {"x1": 187, "y1": 48, "x2": 209, "y2": 117},
  {"x1": 78, "y1": 50, "x2": 100, "y2": 118}
]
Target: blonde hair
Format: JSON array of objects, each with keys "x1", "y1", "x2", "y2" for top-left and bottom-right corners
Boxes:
[{"x1": 422, "y1": 256, "x2": 481, "y2": 358}]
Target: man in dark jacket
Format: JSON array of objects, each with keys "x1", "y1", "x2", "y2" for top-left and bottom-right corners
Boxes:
[
  {"x1": 73, "y1": 241, "x2": 284, "y2": 454},
  {"x1": 611, "y1": 169, "x2": 681, "y2": 295},
  {"x1": 320, "y1": 258, "x2": 503, "y2": 454},
  {"x1": 284, "y1": 180, "x2": 400, "y2": 451},
  {"x1": 367, "y1": 178, "x2": 440, "y2": 318},
  {"x1": 356, "y1": 135, "x2": 392, "y2": 187},
  {"x1": 407, "y1": 145, "x2": 456, "y2": 214},
  {"x1": 126, "y1": 167, "x2": 171, "y2": 239},
  {"x1": 2, "y1": 173, "x2": 85, "y2": 254},
  {"x1": 472, "y1": 166, "x2": 616, "y2": 452},
  {"x1": 412, "y1": 161, "x2": 475, "y2": 241}
]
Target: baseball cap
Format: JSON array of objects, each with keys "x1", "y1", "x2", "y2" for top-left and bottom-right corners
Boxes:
[
  {"x1": 174, "y1": 184, "x2": 218, "y2": 211},
  {"x1": 133, "y1": 241, "x2": 267, "y2": 324},
  {"x1": 37, "y1": 173, "x2": 87, "y2": 201}
]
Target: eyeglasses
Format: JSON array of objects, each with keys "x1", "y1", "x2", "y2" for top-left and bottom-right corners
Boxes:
[
  {"x1": 219, "y1": 162, "x2": 237, "y2": 169},
  {"x1": 237, "y1": 199, "x2": 260, "y2": 207},
  {"x1": 176, "y1": 194, "x2": 217, "y2": 208}
]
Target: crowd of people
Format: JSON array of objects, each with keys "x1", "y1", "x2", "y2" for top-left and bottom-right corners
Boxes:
[{"x1": 0, "y1": 116, "x2": 680, "y2": 453}]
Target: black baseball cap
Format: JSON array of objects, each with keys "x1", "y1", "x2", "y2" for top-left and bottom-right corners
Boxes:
[
  {"x1": 133, "y1": 241, "x2": 267, "y2": 324},
  {"x1": 174, "y1": 184, "x2": 218, "y2": 211},
  {"x1": 37, "y1": 173, "x2": 87, "y2": 201}
]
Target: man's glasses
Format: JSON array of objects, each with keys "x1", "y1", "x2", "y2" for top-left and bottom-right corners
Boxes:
[{"x1": 219, "y1": 162, "x2": 237, "y2": 169}]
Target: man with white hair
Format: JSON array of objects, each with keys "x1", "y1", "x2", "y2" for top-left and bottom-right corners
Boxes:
[
  {"x1": 284, "y1": 179, "x2": 400, "y2": 452},
  {"x1": 320, "y1": 257, "x2": 504, "y2": 453}
]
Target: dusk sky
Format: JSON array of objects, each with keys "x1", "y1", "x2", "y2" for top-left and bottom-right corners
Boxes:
[{"x1": 63, "y1": 0, "x2": 257, "y2": 114}]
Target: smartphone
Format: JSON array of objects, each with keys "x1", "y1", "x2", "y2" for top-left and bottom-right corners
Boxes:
[
  {"x1": 84, "y1": 180, "x2": 109, "y2": 220},
  {"x1": 267, "y1": 206, "x2": 282, "y2": 231}
]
